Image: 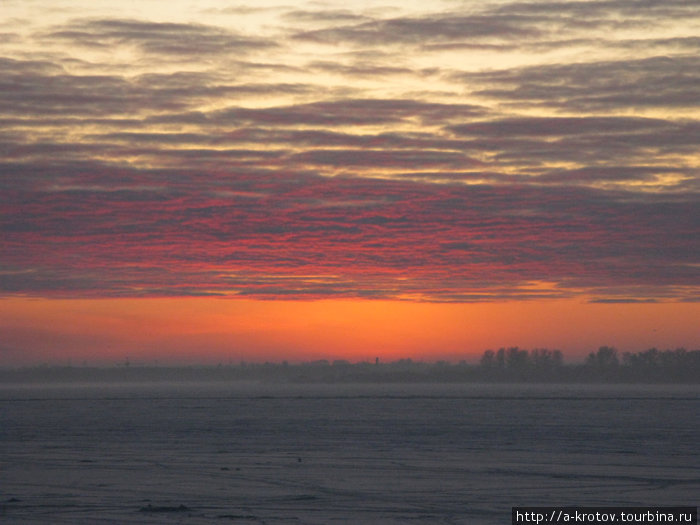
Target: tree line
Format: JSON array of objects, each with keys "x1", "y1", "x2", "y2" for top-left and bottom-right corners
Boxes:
[
  {"x1": 476, "y1": 346, "x2": 699, "y2": 382},
  {"x1": 1, "y1": 346, "x2": 698, "y2": 383}
]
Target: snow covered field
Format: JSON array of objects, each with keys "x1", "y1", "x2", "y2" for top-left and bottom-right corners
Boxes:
[{"x1": 2, "y1": 382, "x2": 698, "y2": 524}]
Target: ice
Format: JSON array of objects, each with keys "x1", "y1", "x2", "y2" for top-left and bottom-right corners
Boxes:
[{"x1": 1, "y1": 383, "x2": 698, "y2": 524}]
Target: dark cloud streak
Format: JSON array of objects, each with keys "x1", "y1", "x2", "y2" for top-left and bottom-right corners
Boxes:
[
  {"x1": 458, "y1": 55, "x2": 700, "y2": 112},
  {"x1": 43, "y1": 18, "x2": 276, "y2": 57}
]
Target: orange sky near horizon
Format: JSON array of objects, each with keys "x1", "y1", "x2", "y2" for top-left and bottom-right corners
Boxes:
[{"x1": 1, "y1": 297, "x2": 696, "y2": 366}]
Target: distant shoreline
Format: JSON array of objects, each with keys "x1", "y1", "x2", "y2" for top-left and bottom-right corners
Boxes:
[{"x1": 2, "y1": 349, "x2": 698, "y2": 385}]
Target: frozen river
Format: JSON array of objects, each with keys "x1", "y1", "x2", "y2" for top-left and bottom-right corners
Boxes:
[{"x1": 1, "y1": 382, "x2": 698, "y2": 524}]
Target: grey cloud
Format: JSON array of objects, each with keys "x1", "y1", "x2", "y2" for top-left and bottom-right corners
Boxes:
[
  {"x1": 293, "y1": 13, "x2": 538, "y2": 46},
  {"x1": 0, "y1": 139, "x2": 125, "y2": 161},
  {"x1": 447, "y1": 116, "x2": 699, "y2": 170},
  {"x1": 492, "y1": 0, "x2": 700, "y2": 20},
  {"x1": 393, "y1": 171, "x2": 511, "y2": 183},
  {"x1": 588, "y1": 298, "x2": 659, "y2": 304},
  {"x1": 0, "y1": 57, "x2": 63, "y2": 74},
  {"x1": 132, "y1": 71, "x2": 313, "y2": 98},
  {"x1": 459, "y1": 55, "x2": 700, "y2": 112},
  {"x1": 309, "y1": 60, "x2": 416, "y2": 78},
  {"x1": 535, "y1": 166, "x2": 694, "y2": 184},
  {"x1": 289, "y1": 149, "x2": 476, "y2": 169},
  {"x1": 0, "y1": 116, "x2": 143, "y2": 129},
  {"x1": 266, "y1": 129, "x2": 474, "y2": 151},
  {"x1": 145, "y1": 111, "x2": 211, "y2": 126},
  {"x1": 0, "y1": 58, "x2": 313, "y2": 120},
  {"x1": 422, "y1": 42, "x2": 518, "y2": 52},
  {"x1": 96, "y1": 126, "x2": 480, "y2": 156},
  {"x1": 87, "y1": 132, "x2": 221, "y2": 146},
  {"x1": 43, "y1": 18, "x2": 276, "y2": 57},
  {"x1": 214, "y1": 99, "x2": 483, "y2": 127},
  {"x1": 157, "y1": 148, "x2": 288, "y2": 162},
  {"x1": 0, "y1": 267, "x2": 114, "y2": 295},
  {"x1": 283, "y1": 9, "x2": 371, "y2": 24},
  {"x1": 289, "y1": 0, "x2": 699, "y2": 50},
  {"x1": 94, "y1": 126, "x2": 481, "y2": 159},
  {"x1": 450, "y1": 117, "x2": 671, "y2": 137},
  {"x1": 0, "y1": 58, "x2": 181, "y2": 117},
  {"x1": 611, "y1": 36, "x2": 700, "y2": 53},
  {"x1": 426, "y1": 35, "x2": 700, "y2": 55},
  {"x1": 0, "y1": 32, "x2": 21, "y2": 44}
]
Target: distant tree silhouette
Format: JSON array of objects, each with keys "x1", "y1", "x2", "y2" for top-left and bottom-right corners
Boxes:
[
  {"x1": 480, "y1": 350, "x2": 496, "y2": 368},
  {"x1": 622, "y1": 347, "x2": 699, "y2": 381},
  {"x1": 495, "y1": 348, "x2": 506, "y2": 369},
  {"x1": 478, "y1": 347, "x2": 566, "y2": 380},
  {"x1": 2, "y1": 347, "x2": 698, "y2": 384},
  {"x1": 586, "y1": 346, "x2": 619, "y2": 370},
  {"x1": 505, "y1": 347, "x2": 529, "y2": 371},
  {"x1": 530, "y1": 349, "x2": 564, "y2": 377}
]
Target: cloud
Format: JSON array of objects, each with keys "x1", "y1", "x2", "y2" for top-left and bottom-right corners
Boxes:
[
  {"x1": 43, "y1": 18, "x2": 276, "y2": 57},
  {"x1": 588, "y1": 298, "x2": 659, "y2": 304},
  {"x1": 2, "y1": 157, "x2": 697, "y2": 301},
  {"x1": 212, "y1": 99, "x2": 484, "y2": 127},
  {"x1": 308, "y1": 60, "x2": 417, "y2": 78},
  {"x1": 491, "y1": 0, "x2": 700, "y2": 20},
  {"x1": 290, "y1": 0, "x2": 700, "y2": 50},
  {"x1": 289, "y1": 149, "x2": 477, "y2": 169},
  {"x1": 534, "y1": 166, "x2": 694, "y2": 184},
  {"x1": 457, "y1": 55, "x2": 700, "y2": 112},
  {"x1": 0, "y1": 58, "x2": 180, "y2": 117},
  {"x1": 449, "y1": 116, "x2": 671, "y2": 137},
  {"x1": 447, "y1": 116, "x2": 700, "y2": 171},
  {"x1": 283, "y1": 9, "x2": 372, "y2": 24},
  {"x1": 293, "y1": 13, "x2": 539, "y2": 46},
  {"x1": 0, "y1": 58, "x2": 315, "y2": 121},
  {"x1": 1, "y1": 1, "x2": 698, "y2": 303},
  {"x1": 0, "y1": 32, "x2": 21, "y2": 44}
]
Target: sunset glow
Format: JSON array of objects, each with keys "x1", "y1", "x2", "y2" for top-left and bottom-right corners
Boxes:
[
  {"x1": 1, "y1": 0, "x2": 698, "y2": 365},
  {"x1": 1, "y1": 297, "x2": 696, "y2": 365}
]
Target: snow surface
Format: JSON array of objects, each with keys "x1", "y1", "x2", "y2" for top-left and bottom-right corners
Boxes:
[{"x1": 2, "y1": 383, "x2": 698, "y2": 524}]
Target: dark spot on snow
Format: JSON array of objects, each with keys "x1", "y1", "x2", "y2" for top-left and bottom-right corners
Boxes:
[{"x1": 138, "y1": 503, "x2": 190, "y2": 513}]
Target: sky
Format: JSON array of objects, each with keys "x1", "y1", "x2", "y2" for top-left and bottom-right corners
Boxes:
[{"x1": 1, "y1": 0, "x2": 698, "y2": 365}]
